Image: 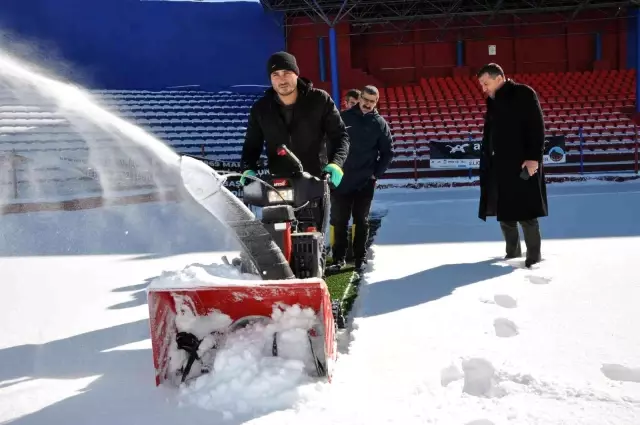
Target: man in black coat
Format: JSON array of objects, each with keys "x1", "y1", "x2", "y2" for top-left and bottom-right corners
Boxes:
[
  {"x1": 239, "y1": 52, "x2": 350, "y2": 189},
  {"x1": 476, "y1": 63, "x2": 548, "y2": 268},
  {"x1": 328, "y1": 85, "x2": 393, "y2": 273}
]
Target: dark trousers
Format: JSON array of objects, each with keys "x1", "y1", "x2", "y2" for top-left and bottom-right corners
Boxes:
[
  {"x1": 330, "y1": 179, "x2": 375, "y2": 262},
  {"x1": 499, "y1": 219, "x2": 542, "y2": 261}
]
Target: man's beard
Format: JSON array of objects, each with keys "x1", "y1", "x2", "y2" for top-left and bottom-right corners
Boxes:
[{"x1": 277, "y1": 85, "x2": 295, "y2": 96}]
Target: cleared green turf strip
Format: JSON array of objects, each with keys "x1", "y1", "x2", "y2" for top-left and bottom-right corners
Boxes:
[
  {"x1": 325, "y1": 263, "x2": 356, "y2": 300},
  {"x1": 323, "y1": 213, "x2": 385, "y2": 317}
]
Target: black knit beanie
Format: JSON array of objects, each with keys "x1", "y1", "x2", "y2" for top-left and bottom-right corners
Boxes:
[{"x1": 267, "y1": 51, "x2": 300, "y2": 77}]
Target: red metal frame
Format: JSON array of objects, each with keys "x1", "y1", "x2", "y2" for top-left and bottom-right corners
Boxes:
[{"x1": 148, "y1": 278, "x2": 336, "y2": 387}]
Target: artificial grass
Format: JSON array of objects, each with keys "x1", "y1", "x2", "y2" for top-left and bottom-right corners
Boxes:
[
  {"x1": 339, "y1": 271, "x2": 361, "y2": 318},
  {"x1": 323, "y1": 214, "x2": 385, "y2": 317},
  {"x1": 324, "y1": 262, "x2": 356, "y2": 300}
]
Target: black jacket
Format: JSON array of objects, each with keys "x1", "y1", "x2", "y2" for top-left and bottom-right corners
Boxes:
[
  {"x1": 240, "y1": 77, "x2": 350, "y2": 178},
  {"x1": 335, "y1": 105, "x2": 394, "y2": 193},
  {"x1": 478, "y1": 79, "x2": 548, "y2": 222}
]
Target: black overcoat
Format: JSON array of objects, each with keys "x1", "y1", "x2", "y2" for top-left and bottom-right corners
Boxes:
[{"x1": 478, "y1": 79, "x2": 548, "y2": 222}]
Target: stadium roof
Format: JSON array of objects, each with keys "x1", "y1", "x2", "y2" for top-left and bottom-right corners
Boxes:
[{"x1": 260, "y1": 0, "x2": 631, "y2": 27}]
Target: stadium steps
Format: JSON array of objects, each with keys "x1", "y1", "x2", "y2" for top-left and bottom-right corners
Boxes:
[
  {"x1": 2, "y1": 69, "x2": 637, "y2": 189},
  {"x1": 0, "y1": 89, "x2": 260, "y2": 201},
  {"x1": 375, "y1": 69, "x2": 638, "y2": 178}
]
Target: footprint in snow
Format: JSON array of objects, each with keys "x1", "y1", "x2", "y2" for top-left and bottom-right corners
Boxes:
[
  {"x1": 465, "y1": 421, "x2": 495, "y2": 425},
  {"x1": 479, "y1": 294, "x2": 517, "y2": 308},
  {"x1": 461, "y1": 358, "x2": 506, "y2": 398},
  {"x1": 493, "y1": 294, "x2": 517, "y2": 308},
  {"x1": 526, "y1": 275, "x2": 551, "y2": 285},
  {"x1": 494, "y1": 317, "x2": 519, "y2": 338},
  {"x1": 440, "y1": 364, "x2": 464, "y2": 387},
  {"x1": 601, "y1": 363, "x2": 640, "y2": 383}
]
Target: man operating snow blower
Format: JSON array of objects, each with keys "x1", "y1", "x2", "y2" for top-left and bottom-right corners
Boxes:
[{"x1": 238, "y1": 51, "x2": 350, "y2": 206}]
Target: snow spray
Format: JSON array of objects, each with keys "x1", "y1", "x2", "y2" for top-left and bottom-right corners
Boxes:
[
  {"x1": 0, "y1": 48, "x2": 181, "y2": 203},
  {"x1": 0, "y1": 46, "x2": 293, "y2": 279}
]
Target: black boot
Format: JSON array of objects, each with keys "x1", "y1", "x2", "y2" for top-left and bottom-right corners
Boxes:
[
  {"x1": 521, "y1": 219, "x2": 542, "y2": 267},
  {"x1": 499, "y1": 221, "x2": 522, "y2": 258},
  {"x1": 354, "y1": 258, "x2": 365, "y2": 273},
  {"x1": 327, "y1": 258, "x2": 346, "y2": 272}
]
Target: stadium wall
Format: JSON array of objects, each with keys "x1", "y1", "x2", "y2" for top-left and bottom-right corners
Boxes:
[
  {"x1": 0, "y1": 0, "x2": 284, "y2": 90},
  {"x1": 288, "y1": 10, "x2": 628, "y2": 89}
]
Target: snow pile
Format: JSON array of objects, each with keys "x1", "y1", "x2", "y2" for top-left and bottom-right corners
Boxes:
[
  {"x1": 4, "y1": 181, "x2": 640, "y2": 425},
  {"x1": 150, "y1": 258, "x2": 328, "y2": 420},
  {"x1": 169, "y1": 299, "x2": 324, "y2": 421},
  {"x1": 335, "y1": 187, "x2": 640, "y2": 424},
  {"x1": 149, "y1": 260, "x2": 261, "y2": 290}
]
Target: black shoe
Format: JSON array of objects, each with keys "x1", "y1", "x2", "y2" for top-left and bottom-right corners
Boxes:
[
  {"x1": 354, "y1": 258, "x2": 365, "y2": 273},
  {"x1": 505, "y1": 247, "x2": 522, "y2": 259},
  {"x1": 327, "y1": 259, "x2": 346, "y2": 272},
  {"x1": 525, "y1": 256, "x2": 541, "y2": 268}
]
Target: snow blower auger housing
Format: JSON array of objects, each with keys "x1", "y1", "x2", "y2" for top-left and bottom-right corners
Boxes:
[{"x1": 146, "y1": 147, "x2": 337, "y2": 388}]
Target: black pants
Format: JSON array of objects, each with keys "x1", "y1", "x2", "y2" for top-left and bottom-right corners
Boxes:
[
  {"x1": 499, "y1": 219, "x2": 542, "y2": 261},
  {"x1": 330, "y1": 179, "x2": 375, "y2": 262}
]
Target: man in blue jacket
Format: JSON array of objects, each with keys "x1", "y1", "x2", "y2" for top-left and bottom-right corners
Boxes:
[{"x1": 328, "y1": 85, "x2": 393, "y2": 273}]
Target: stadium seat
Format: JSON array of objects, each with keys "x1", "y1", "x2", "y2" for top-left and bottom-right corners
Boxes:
[
  {"x1": 376, "y1": 69, "x2": 638, "y2": 177},
  {"x1": 2, "y1": 69, "x2": 637, "y2": 183}
]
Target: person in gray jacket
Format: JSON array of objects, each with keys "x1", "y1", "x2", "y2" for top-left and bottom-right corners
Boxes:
[{"x1": 328, "y1": 85, "x2": 393, "y2": 273}]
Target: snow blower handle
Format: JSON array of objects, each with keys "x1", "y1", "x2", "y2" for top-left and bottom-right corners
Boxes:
[{"x1": 276, "y1": 145, "x2": 304, "y2": 175}]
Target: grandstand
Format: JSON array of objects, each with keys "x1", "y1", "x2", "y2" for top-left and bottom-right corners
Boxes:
[
  {"x1": 2, "y1": 70, "x2": 636, "y2": 196},
  {"x1": 0, "y1": 0, "x2": 639, "y2": 204},
  {"x1": 377, "y1": 69, "x2": 639, "y2": 178},
  {"x1": 0, "y1": 89, "x2": 262, "y2": 201}
]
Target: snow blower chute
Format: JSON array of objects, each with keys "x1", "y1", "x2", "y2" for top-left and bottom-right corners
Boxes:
[{"x1": 147, "y1": 146, "x2": 338, "y2": 386}]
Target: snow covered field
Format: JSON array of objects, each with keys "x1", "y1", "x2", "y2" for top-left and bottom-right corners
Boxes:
[{"x1": 1, "y1": 179, "x2": 639, "y2": 425}]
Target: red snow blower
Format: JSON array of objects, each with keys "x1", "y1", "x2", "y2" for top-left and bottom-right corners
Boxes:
[{"x1": 147, "y1": 145, "x2": 338, "y2": 387}]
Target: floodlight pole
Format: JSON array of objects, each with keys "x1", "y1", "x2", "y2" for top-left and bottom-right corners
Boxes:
[
  {"x1": 329, "y1": 26, "x2": 340, "y2": 103},
  {"x1": 318, "y1": 37, "x2": 326, "y2": 81}
]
